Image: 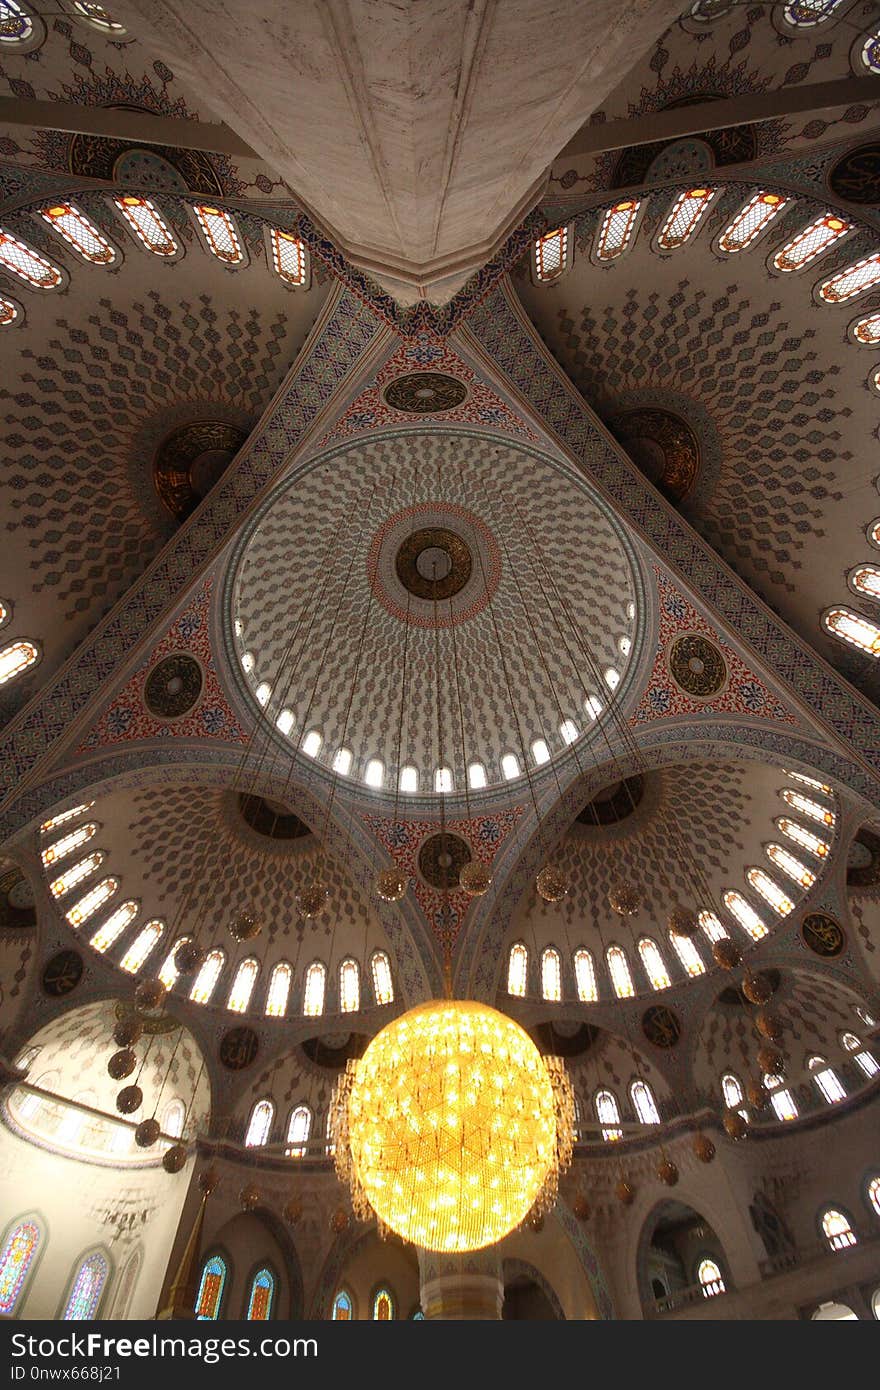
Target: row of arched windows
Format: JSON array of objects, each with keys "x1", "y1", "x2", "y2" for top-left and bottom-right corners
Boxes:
[
  {"x1": 195, "y1": 1255, "x2": 278, "y2": 1321},
  {"x1": 0, "y1": 1220, "x2": 118, "y2": 1319},
  {"x1": 331, "y1": 1286, "x2": 399, "y2": 1320},
  {"x1": 8, "y1": 1072, "x2": 186, "y2": 1160},
  {"x1": 0, "y1": 594, "x2": 38, "y2": 689},
  {"x1": 721, "y1": 1037, "x2": 878, "y2": 1123},
  {"x1": 243, "y1": 1099, "x2": 332, "y2": 1154},
  {"x1": 161, "y1": 949, "x2": 393, "y2": 1016},
  {"x1": 507, "y1": 940, "x2": 707, "y2": 1002}
]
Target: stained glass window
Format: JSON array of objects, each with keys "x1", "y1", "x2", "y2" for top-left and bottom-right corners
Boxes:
[
  {"x1": 852, "y1": 311, "x2": 880, "y2": 344},
  {"x1": 775, "y1": 817, "x2": 829, "y2": 859},
  {"x1": 0, "y1": 230, "x2": 62, "y2": 288},
  {"x1": 245, "y1": 1099, "x2": 274, "y2": 1148},
  {"x1": 595, "y1": 1089, "x2": 622, "y2": 1142},
  {"x1": 90, "y1": 900, "x2": 139, "y2": 952},
  {"x1": 0, "y1": 1, "x2": 33, "y2": 44},
  {"x1": 595, "y1": 199, "x2": 641, "y2": 261},
  {"x1": 190, "y1": 949, "x2": 225, "y2": 1004},
  {"x1": 638, "y1": 937, "x2": 671, "y2": 990},
  {"x1": 195, "y1": 1255, "x2": 226, "y2": 1319},
  {"x1": 821, "y1": 1208, "x2": 856, "y2": 1251},
  {"x1": 630, "y1": 1080, "x2": 660, "y2": 1124},
  {"x1": 841, "y1": 1032, "x2": 879, "y2": 1078},
  {"x1": 332, "y1": 1290, "x2": 352, "y2": 1320},
  {"x1": 62, "y1": 1253, "x2": 108, "y2": 1320},
  {"x1": 270, "y1": 228, "x2": 307, "y2": 285},
  {"x1": 850, "y1": 562, "x2": 880, "y2": 603},
  {"x1": 723, "y1": 890, "x2": 769, "y2": 940},
  {"x1": 747, "y1": 868, "x2": 794, "y2": 916},
  {"x1": 780, "y1": 788, "x2": 834, "y2": 826},
  {"x1": 265, "y1": 962, "x2": 292, "y2": 1018},
  {"x1": 192, "y1": 205, "x2": 244, "y2": 264},
  {"x1": 783, "y1": 0, "x2": 844, "y2": 25},
  {"x1": 689, "y1": 0, "x2": 733, "y2": 18},
  {"x1": 303, "y1": 961, "x2": 326, "y2": 1016},
  {"x1": 0, "y1": 639, "x2": 39, "y2": 684},
  {"x1": 819, "y1": 252, "x2": 880, "y2": 304},
  {"x1": 698, "y1": 910, "x2": 728, "y2": 943},
  {"x1": 718, "y1": 191, "x2": 787, "y2": 254},
  {"x1": 159, "y1": 936, "x2": 189, "y2": 990},
  {"x1": 573, "y1": 947, "x2": 597, "y2": 1002},
  {"x1": 508, "y1": 943, "x2": 528, "y2": 997},
  {"x1": 50, "y1": 851, "x2": 105, "y2": 899},
  {"x1": 285, "y1": 1105, "x2": 311, "y2": 1158},
  {"x1": 657, "y1": 188, "x2": 715, "y2": 250},
  {"x1": 227, "y1": 957, "x2": 259, "y2": 1013},
  {"x1": 606, "y1": 944, "x2": 635, "y2": 998},
  {"x1": 66, "y1": 876, "x2": 118, "y2": 927},
  {"x1": 120, "y1": 919, "x2": 164, "y2": 974},
  {"x1": 764, "y1": 1073, "x2": 798, "y2": 1121},
  {"x1": 773, "y1": 214, "x2": 849, "y2": 272},
  {"x1": 541, "y1": 947, "x2": 562, "y2": 1001},
  {"x1": 697, "y1": 1258, "x2": 725, "y2": 1297},
  {"x1": 669, "y1": 931, "x2": 705, "y2": 977},
  {"x1": 72, "y1": 2, "x2": 124, "y2": 31},
  {"x1": 372, "y1": 1287, "x2": 394, "y2": 1320},
  {"x1": 40, "y1": 203, "x2": 116, "y2": 265},
  {"x1": 40, "y1": 802, "x2": 95, "y2": 834},
  {"x1": 339, "y1": 958, "x2": 360, "y2": 1013},
  {"x1": 247, "y1": 1267, "x2": 275, "y2": 1320},
  {"x1": 867, "y1": 1176, "x2": 880, "y2": 1217},
  {"x1": 41, "y1": 822, "x2": 98, "y2": 867},
  {"x1": 809, "y1": 1055, "x2": 846, "y2": 1104},
  {"x1": 0, "y1": 1220, "x2": 40, "y2": 1315},
  {"x1": 371, "y1": 950, "x2": 394, "y2": 1006},
  {"x1": 534, "y1": 226, "x2": 569, "y2": 282},
  {"x1": 113, "y1": 195, "x2": 177, "y2": 256}
]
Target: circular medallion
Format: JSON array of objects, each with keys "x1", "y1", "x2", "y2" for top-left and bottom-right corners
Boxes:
[
  {"x1": 612, "y1": 408, "x2": 701, "y2": 503},
  {"x1": 383, "y1": 372, "x2": 468, "y2": 414},
  {"x1": 667, "y1": 633, "x2": 727, "y2": 698},
  {"x1": 394, "y1": 527, "x2": 472, "y2": 600},
  {"x1": 828, "y1": 144, "x2": 880, "y2": 206},
  {"x1": 238, "y1": 794, "x2": 311, "y2": 840},
  {"x1": 367, "y1": 502, "x2": 501, "y2": 629},
  {"x1": 846, "y1": 828, "x2": 880, "y2": 887},
  {"x1": 154, "y1": 421, "x2": 247, "y2": 522},
  {"x1": 801, "y1": 911, "x2": 845, "y2": 958},
  {"x1": 0, "y1": 868, "x2": 36, "y2": 930},
  {"x1": 42, "y1": 949, "x2": 83, "y2": 998},
  {"x1": 577, "y1": 774, "x2": 645, "y2": 825},
  {"x1": 144, "y1": 652, "x2": 203, "y2": 719},
  {"x1": 220, "y1": 1026, "x2": 260, "y2": 1070},
  {"x1": 113, "y1": 1001, "x2": 179, "y2": 1036},
  {"x1": 418, "y1": 832, "x2": 472, "y2": 890},
  {"x1": 301, "y1": 1034, "x2": 368, "y2": 1070},
  {"x1": 641, "y1": 1004, "x2": 682, "y2": 1048}
]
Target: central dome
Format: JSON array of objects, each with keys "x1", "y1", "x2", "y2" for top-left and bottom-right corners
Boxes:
[{"x1": 231, "y1": 432, "x2": 638, "y2": 794}]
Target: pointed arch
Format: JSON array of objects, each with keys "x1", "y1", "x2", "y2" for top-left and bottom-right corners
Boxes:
[
  {"x1": 60, "y1": 1249, "x2": 110, "y2": 1320},
  {"x1": 0, "y1": 1214, "x2": 43, "y2": 1316},
  {"x1": 246, "y1": 1266, "x2": 276, "y2": 1321},
  {"x1": 195, "y1": 1253, "x2": 227, "y2": 1319}
]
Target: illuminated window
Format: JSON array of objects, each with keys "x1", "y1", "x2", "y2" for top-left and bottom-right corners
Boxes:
[
  {"x1": 784, "y1": 769, "x2": 832, "y2": 794},
  {"x1": 325, "y1": 1108, "x2": 336, "y2": 1158},
  {"x1": 819, "y1": 252, "x2": 880, "y2": 304},
  {"x1": 0, "y1": 639, "x2": 39, "y2": 684},
  {"x1": 773, "y1": 214, "x2": 849, "y2": 272},
  {"x1": 852, "y1": 310, "x2": 880, "y2": 344},
  {"x1": 501, "y1": 753, "x2": 520, "y2": 780},
  {"x1": 856, "y1": 1005, "x2": 877, "y2": 1027},
  {"x1": 721, "y1": 1072, "x2": 745, "y2": 1112},
  {"x1": 698, "y1": 910, "x2": 728, "y2": 943},
  {"x1": 765, "y1": 843, "x2": 815, "y2": 889},
  {"x1": 245, "y1": 1099, "x2": 274, "y2": 1149},
  {"x1": 364, "y1": 758, "x2": 384, "y2": 788},
  {"x1": 62, "y1": 1252, "x2": 108, "y2": 1320},
  {"x1": 190, "y1": 949, "x2": 225, "y2": 1004},
  {"x1": 265, "y1": 962, "x2": 292, "y2": 1018},
  {"x1": 0, "y1": 230, "x2": 62, "y2": 288},
  {"x1": 507, "y1": 942, "x2": 528, "y2": 997},
  {"x1": 0, "y1": 1, "x2": 34, "y2": 44},
  {"x1": 638, "y1": 937, "x2": 671, "y2": 990},
  {"x1": 574, "y1": 947, "x2": 597, "y2": 1002},
  {"x1": 780, "y1": 789, "x2": 834, "y2": 827},
  {"x1": 841, "y1": 1032, "x2": 879, "y2": 1079},
  {"x1": 339, "y1": 958, "x2": 360, "y2": 1013},
  {"x1": 534, "y1": 226, "x2": 570, "y2": 282},
  {"x1": 541, "y1": 947, "x2": 562, "y2": 1001},
  {"x1": 821, "y1": 1208, "x2": 857, "y2": 1251},
  {"x1": 775, "y1": 817, "x2": 829, "y2": 859},
  {"x1": 630, "y1": 1080, "x2": 660, "y2": 1124},
  {"x1": 40, "y1": 802, "x2": 95, "y2": 834},
  {"x1": 809, "y1": 1055, "x2": 846, "y2": 1104},
  {"x1": 764, "y1": 1073, "x2": 798, "y2": 1121},
  {"x1": 227, "y1": 958, "x2": 259, "y2": 1013},
  {"x1": 559, "y1": 718, "x2": 579, "y2": 745},
  {"x1": 241, "y1": 650, "x2": 255, "y2": 674},
  {"x1": 0, "y1": 295, "x2": 21, "y2": 326},
  {"x1": 162, "y1": 1100, "x2": 185, "y2": 1139},
  {"x1": 371, "y1": 950, "x2": 394, "y2": 1006},
  {"x1": 585, "y1": 694, "x2": 604, "y2": 720},
  {"x1": 246, "y1": 1267, "x2": 275, "y2": 1321},
  {"x1": 41, "y1": 822, "x2": 98, "y2": 867},
  {"x1": 718, "y1": 191, "x2": 787, "y2": 254},
  {"x1": 619, "y1": 634, "x2": 631, "y2": 656},
  {"x1": 657, "y1": 188, "x2": 715, "y2": 250},
  {"x1": 195, "y1": 1255, "x2": 226, "y2": 1320},
  {"x1": 747, "y1": 868, "x2": 794, "y2": 917},
  {"x1": 399, "y1": 764, "x2": 418, "y2": 792},
  {"x1": 66, "y1": 876, "x2": 118, "y2": 927},
  {"x1": 372, "y1": 1287, "x2": 394, "y2": 1320},
  {"x1": 604, "y1": 667, "x2": 620, "y2": 690},
  {"x1": 531, "y1": 738, "x2": 550, "y2": 765},
  {"x1": 158, "y1": 936, "x2": 189, "y2": 990},
  {"x1": 595, "y1": 199, "x2": 641, "y2": 261},
  {"x1": 71, "y1": 2, "x2": 125, "y2": 32},
  {"x1": 606, "y1": 944, "x2": 635, "y2": 999},
  {"x1": 862, "y1": 27, "x2": 880, "y2": 73},
  {"x1": 867, "y1": 1176, "x2": 880, "y2": 1216},
  {"x1": 40, "y1": 203, "x2": 116, "y2": 266},
  {"x1": 689, "y1": 0, "x2": 733, "y2": 18},
  {"x1": 113, "y1": 195, "x2": 177, "y2": 256},
  {"x1": 270, "y1": 228, "x2": 307, "y2": 285},
  {"x1": 285, "y1": 1105, "x2": 311, "y2": 1158},
  {"x1": 595, "y1": 1089, "x2": 622, "y2": 1141},
  {"x1": 303, "y1": 961, "x2": 326, "y2": 1017},
  {"x1": 0, "y1": 1219, "x2": 40, "y2": 1316},
  {"x1": 697, "y1": 1258, "x2": 725, "y2": 1298},
  {"x1": 192, "y1": 204, "x2": 244, "y2": 264},
  {"x1": 783, "y1": 0, "x2": 844, "y2": 25},
  {"x1": 467, "y1": 761, "x2": 487, "y2": 789},
  {"x1": 435, "y1": 766, "x2": 453, "y2": 793},
  {"x1": 90, "y1": 900, "x2": 138, "y2": 953},
  {"x1": 49, "y1": 851, "x2": 105, "y2": 899},
  {"x1": 722, "y1": 895, "x2": 767, "y2": 939},
  {"x1": 276, "y1": 708, "x2": 295, "y2": 736},
  {"x1": 850, "y1": 563, "x2": 880, "y2": 603},
  {"x1": 332, "y1": 1290, "x2": 353, "y2": 1320},
  {"x1": 332, "y1": 747, "x2": 352, "y2": 775},
  {"x1": 669, "y1": 931, "x2": 705, "y2": 977},
  {"x1": 255, "y1": 681, "x2": 271, "y2": 707}
]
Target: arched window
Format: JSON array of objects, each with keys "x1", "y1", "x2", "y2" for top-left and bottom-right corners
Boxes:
[
  {"x1": 255, "y1": 681, "x2": 272, "y2": 707},
  {"x1": 595, "y1": 198, "x2": 641, "y2": 261},
  {"x1": 66, "y1": 876, "x2": 118, "y2": 927},
  {"x1": 718, "y1": 190, "x2": 787, "y2": 254},
  {"x1": 507, "y1": 943, "x2": 528, "y2": 997},
  {"x1": 113, "y1": 195, "x2": 177, "y2": 256},
  {"x1": 119, "y1": 919, "x2": 164, "y2": 973},
  {"x1": 559, "y1": 718, "x2": 579, "y2": 745},
  {"x1": 765, "y1": 844, "x2": 815, "y2": 889},
  {"x1": 303, "y1": 961, "x2": 326, "y2": 1017},
  {"x1": 853, "y1": 311, "x2": 880, "y2": 344},
  {"x1": 265, "y1": 962, "x2": 292, "y2": 1018},
  {"x1": 467, "y1": 761, "x2": 487, "y2": 789},
  {"x1": 867, "y1": 1175, "x2": 880, "y2": 1217},
  {"x1": 531, "y1": 738, "x2": 550, "y2": 765},
  {"x1": 657, "y1": 187, "x2": 716, "y2": 250},
  {"x1": 399, "y1": 765, "x2": 418, "y2": 793},
  {"x1": 0, "y1": 230, "x2": 62, "y2": 289},
  {"x1": 668, "y1": 931, "x2": 705, "y2": 977},
  {"x1": 434, "y1": 766, "x2": 453, "y2": 793},
  {"x1": 245, "y1": 1099, "x2": 274, "y2": 1149},
  {"x1": 62, "y1": 1252, "x2": 108, "y2": 1320},
  {"x1": 109, "y1": 1247, "x2": 141, "y2": 1319},
  {"x1": 364, "y1": 758, "x2": 384, "y2": 789},
  {"x1": 783, "y1": 769, "x2": 832, "y2": 794},
  {"x1": 823, "y1": 607, "x2": 880, "y2": 658},
  {"x1": 698, "y1": 910, "x2": 727, "y2": 943},
  {"x1": 332, "y1": 746, "x2": 352, "y2": 775},
  {"x1": 573, "y1": 947, "x2": 597, "y2": 1002},
  {"x1": 50, "y1": 852, "x2": 106, "y2": 900},
  {"x1": 370, "y1": 950, "x2": 394, "y2": 1006},
  {"x1": 638, "y1": 937, "x2": 670, "y2": 990},
  {"x1": 195, "y1": 1255, "x2": 227, "y2": 1320},
  {"x1": 372, "y1": 1287, "x2": 394, "y2": 1319},
  {"x1": 534, "y1": 225, "x2": 570, "y2": 282},
  {"x1": 192, "y1": 204, "x2": 244, "y2": 264},
  {"x1": 90, "y1": 900, "x2": 139, "y2": 953},
  {"x1": 0, "y1": 295, "x2": 18, "y2": 325},
  {"x1": 723, "y1": 890, "x2": 768, "y2": 940},
  {"x1": 821, "y1": 1208, "x2": 857, "y2": 1252},
  {"x1": 40, "y1": 802, "x2": 95, "y2": 834},
  {"x1": 721, "y1": 1072, "x2": 746, "y2": 1114},
  {"x1": 812, "y1": 1300, "x2": 858, "y2": 1320},
  {"x1": 0, "y1": 1219, "x2": 41, "y2": 1315},
  {"x1": 269, "y1": 227, "x2": 307, "y2": 286},
  {"x1": 780, "y1": 789, "x2": 834, "y2": 826},
  {"x1": 190, "y1": 949, "x2": 225, "y2": 1004},
  {"x1": 325, "y1": 1108, "x2": 336, "y2": 1158},
  {"x1": 41, "y1": 822, "x2": 98, "y2": 867},
  {"x1": 604, "y1": 666, "x2": 620, "y2": 690},
  {"x1": 841, "y1": 1031, "x2": 879, "y2": 1078},
  {"x1": 819, "y1": 253, "x2": 880, "y2": 305},
  {"x1": 850, "y1": 562, "x2": 880, "y2": 602},
  {"x1": 40, "y1": 203, "x2": 116, "y2": 266},
  {"x1": 247, "y1": 1267, "x2": 275, "y2": 1320},
  {"x1": 159, "y1": 936, "x2": 190, "y2": 990},
  {"x1": 773, "y1": 213, "x2": 849, "y2": 273},
  {"x1": 227, "y1": 958, "x2": 259, "y2": 1013},
  {"x1": 747, "y1": 868, "x2": 794, "y2": 917},
  {"x1": 0, "y1": 2, "x2": 36, "y2": 48},
  {"x1": 302, "y1": 730, "x2": 322, "y2": 758},
  {"x1": 162, "y1": 1100, "x2": 185, "y2": 1140},
  {"x1": 541, "y1": 947, "x2": 562, "y2": 1001},
  {"x1": 501, "y1": 753, "x2": 520, "y2": 781},
  {"x1": 764, "y1": 1074, "x2": 798, "y2": 1122},
  {"x1": 595, "y1": 1089, "x2": 622, "y2": 1142},
  {"x1": 606, "y1": 945, "x2": 634, "y2": 999},
  {"x1": 808, "y1": 1055, "x2": 846, "y2": 1104},
  {"x1": 775, "y1": 818, "x2": 829, "y2": 859},
  {"x1": 630, "y1": 1080, "x2": 660, "y2": 1125},
  {"x1": 332, "y1": 1289, "x2": 353, "y2": 1320},
  {"x1": 339, "y1": 959, "x2": 360, "y2": 1013},
  {"x1": 285, "y1": 1105, "x2": 312, "y2": 1158},
  {"x1": 697, "y1": 1257, "x2": 725, "y2": 1298},
  {"x1": 783, "y1": 0, "x2": 844, "y2": 26}
]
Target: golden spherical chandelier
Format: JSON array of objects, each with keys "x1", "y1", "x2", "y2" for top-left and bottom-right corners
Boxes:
[{"x1": 330, "y1": 999, "x2": 574, "y2": 1253}]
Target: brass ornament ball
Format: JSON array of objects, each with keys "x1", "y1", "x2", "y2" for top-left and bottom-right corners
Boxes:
[
  {"x1": 657, "y1": 1158, "x2": 679, "y2": 1186},
  {"x1": 712, "y1": 938, "x2": 742, "y2": 970},
  {"x1": 459, "y1": 860, "x2": 492, "y2": 897},
  {"x1": 668, "y1": 907, "x2": 699, "y2": 938},
  {"x1": 239, "y1": 1184, "x2": 260, "y2": 1211},
  {"x1": 375, "y1": 868, "x2": 407, "y2": 903},
  {"x1": 608, "y1": 882, "x2": 641, "y2": 917},
  {"x1": 113, "y1": 1017, "x2": 143, "y2": 1048},
  {"x1": 135, "y1": 1118, "x2": 161, "y2": 1148},
  {"x1": 116, "y1": 1084, "x2": 143, "y2": 1115},
  {"x1": 163, "y1": 1143, "x2": 188, "y2": 1173},
  {"x1": 742, "y1": 971, "x2": 773, "y2": 1006},
  {"x1": 756, "y1": 1010, "x2": 784, "y2": 1042},
  {"x1": 296, "y1": 881, "x2": 329, "y2": 919},
  {"x1": 174, "y1": 939, "x2": 204, "y2": 974},
  {"x1": 107, "y1": 1048, "x2": 136, "y2": 1080},
  {"x1": 572, "y1": 1193, "x2": 591, "y2": 1221},
  {"x1": 747, "y1": 1078, "x2": 769, "y2": 1111},
  {"x1": 616, "y1": 1179, "x2": 636, "y2": 1206},
  {"x1": 536, "y1": 865, "x2": 568, "y2": 904},
  {"x1": 198, "y1": 1168, "x2": 219, "y2": 1196},
  {"x1": 692, "y1": 1133, "x2": 716, "y2": 1164},
  {"x1": 135, "y1": 977, "x2": 166, "y2": 1011},
  {"x1": 331, "y1": 1209, "x2": 349, "y2": 1234},
  {"x1": 723, "y1": 1109, "x2": 748, "y2": 1140},
  {"x1": 229, "y1": 910, "x2": 261, "y2": 943},
  {"x1": 282, "y1": 1198, "x2": 302, "y2": 1227},
  {"x1": 757, "y1": 1042, "x2": 785, "y2": 1076}
]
